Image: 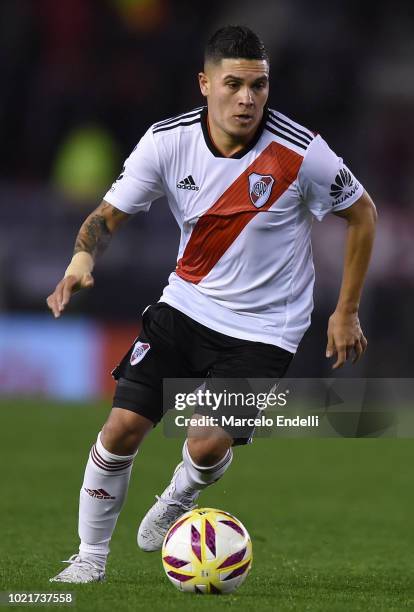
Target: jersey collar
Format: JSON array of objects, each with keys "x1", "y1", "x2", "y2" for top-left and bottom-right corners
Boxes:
[{"x1": 200, "y1": 106, "x2": 268, "y2": 159}]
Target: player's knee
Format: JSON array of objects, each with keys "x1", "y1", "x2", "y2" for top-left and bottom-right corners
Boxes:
[
  {"x1": 101, "y1": 407, "x2": 153, "y2": 455},
  {"x1": 187, "y1": 436, "x2": 232, "y2": 467}
]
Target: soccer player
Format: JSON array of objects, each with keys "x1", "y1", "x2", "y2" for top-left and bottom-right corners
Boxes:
[{"x1": 47, "y1": 26, "x2": 377, "y2": 583}]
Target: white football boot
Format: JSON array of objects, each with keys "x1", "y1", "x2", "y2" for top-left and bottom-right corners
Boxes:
[
  {"x1": 49, "y1": 554, "x2": 105, "y2": 584},
  {"x1": 137, "y1": 462, "x2": 198, "y2": 552}
]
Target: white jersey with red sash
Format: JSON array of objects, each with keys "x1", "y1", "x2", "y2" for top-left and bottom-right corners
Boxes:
[{"x1": 104, "y1": 106, "x2": 363, "y2": 352}]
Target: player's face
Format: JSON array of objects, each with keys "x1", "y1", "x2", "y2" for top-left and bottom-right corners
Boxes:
[{"x1": 199, "y1": 58, "x2": 269, "y2": 142}]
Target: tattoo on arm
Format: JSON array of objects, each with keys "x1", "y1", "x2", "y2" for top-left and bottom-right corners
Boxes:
[
  {"x1": 73, "y1": 202, "x2": 128, "y2": 259},
  {"x1": 74, "y1": 213, "x2": 111, "y2": 259}
]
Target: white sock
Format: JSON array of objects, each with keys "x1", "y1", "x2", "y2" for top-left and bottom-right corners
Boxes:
[
  {"x1": 172, "y1": 439, "x2": 233, "y2": 499},
  {"x1": 78, "y1": 432, "x2": 136, "y2": 563}
]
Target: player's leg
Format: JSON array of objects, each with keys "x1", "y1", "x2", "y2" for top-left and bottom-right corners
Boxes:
[
  {"x1": 137, "y1": 423, "x2": 234, "y2": 552},
  {"x1": 174, "y1": 423, "x2": 233, "y2": 493},
  {"x1": 77, "y1": 409, "x2": 153, "y2": 556},
  {"x1": 50, "y1": 407, "x2": 154, "y2": 583},
  {"x1": 138, "y1": 311, "x2": 294, "y2": 552},
  {"x1": 51, "y1": 306, "x2": 166, "y2": 583}
]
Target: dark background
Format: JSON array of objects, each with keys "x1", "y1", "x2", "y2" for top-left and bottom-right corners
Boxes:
[{"x1": 1, "y1": 0, "x2": 413, "y2": 377}]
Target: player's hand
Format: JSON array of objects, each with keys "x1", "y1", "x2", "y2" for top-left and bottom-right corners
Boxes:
[
  {"x1": 326, "y1": 310, "x2": 367, "y2": 369},
  {"x1": 46, "y1": 272, "x2": 94, "y2": 318}
]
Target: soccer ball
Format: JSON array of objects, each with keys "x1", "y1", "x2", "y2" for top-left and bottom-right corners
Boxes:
[{"x1": 162, "y1": 507, "x2": 252, "y2": 594}]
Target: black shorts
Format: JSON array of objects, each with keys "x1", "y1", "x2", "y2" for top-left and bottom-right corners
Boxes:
[{"x1": 112, "y1": 302, "x2": 293, "y2": 444}]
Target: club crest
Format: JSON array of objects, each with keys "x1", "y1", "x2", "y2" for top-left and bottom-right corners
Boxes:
[
  {"x1": 248, "y1": 173, "x2": 275, "y2": 208},
  {"x1": 130, "y1": 341, "x2": 151, "y2": 366}
]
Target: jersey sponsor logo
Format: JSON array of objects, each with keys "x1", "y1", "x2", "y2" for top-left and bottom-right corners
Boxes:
[
  {"x1": 248, "y1": 173, "x2": 275, "y2": 208},
  {"x1": 330, "y1": 168, "x2": 360, "y2": 205},
  {"x1": 177, "y1": 175, "x2": 199, "y2": 191},
  {"x1": 130, "y1": 341, "x2": 151, "y2": 366}
]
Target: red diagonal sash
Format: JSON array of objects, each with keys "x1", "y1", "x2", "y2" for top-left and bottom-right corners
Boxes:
[{"x1": 176, "y1": 142, "x2": 303, "y2": 284}]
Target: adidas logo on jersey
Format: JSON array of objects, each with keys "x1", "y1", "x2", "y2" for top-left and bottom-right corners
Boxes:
[
  {"x1": 84, "y1": 488, "x2": 115, "y2": 500},
  {"x1": 177, "y1": 175, "x2": 199, "y2": 191}
]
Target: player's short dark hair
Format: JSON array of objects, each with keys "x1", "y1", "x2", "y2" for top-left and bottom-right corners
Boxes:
[{"x1": 205, "y1": 25, "x2": 269, "y2": 66}]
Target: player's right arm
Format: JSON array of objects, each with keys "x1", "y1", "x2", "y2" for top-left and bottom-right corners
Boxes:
[
  {"x1": 47, "y1": 124, "x2": 165, "y2": 318},
  {"x1": 46, "y1": 200, "x2": 130, "y2": 318}
]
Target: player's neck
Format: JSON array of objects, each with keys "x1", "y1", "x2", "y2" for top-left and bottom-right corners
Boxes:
[{"x1": 207, "y1": 114, "x2": 258, "y2": 158}]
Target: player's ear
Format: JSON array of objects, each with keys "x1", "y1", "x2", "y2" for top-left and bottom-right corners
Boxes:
[{"x1": 198, "y1": 72, "x2": 209, "y2": 97}]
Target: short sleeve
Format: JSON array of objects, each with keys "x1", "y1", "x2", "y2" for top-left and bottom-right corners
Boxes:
[
  {"x1": 298, "y1": 135, "x2": 364, "y2": 221},
  {"x1": 103, "y1": 127, "x2": 164, "y2": 214}
]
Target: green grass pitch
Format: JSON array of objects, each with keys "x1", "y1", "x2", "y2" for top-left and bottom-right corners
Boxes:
[{"x1": 0, "y1": 399, "x2": 413, "y2": 611}]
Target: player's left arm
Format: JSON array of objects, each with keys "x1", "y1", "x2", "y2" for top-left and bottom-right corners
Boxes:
[{"x1": 327, "y1": 190, "x2": 378, "y2": 369}]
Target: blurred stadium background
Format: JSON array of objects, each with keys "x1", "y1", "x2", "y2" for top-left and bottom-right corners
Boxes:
[
  {"x1": 1, "y1": 0, "x2": 413, "y2": 401},
  {"x1": 1, "y1": 3, "x2": 414, "y2": 608}
]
